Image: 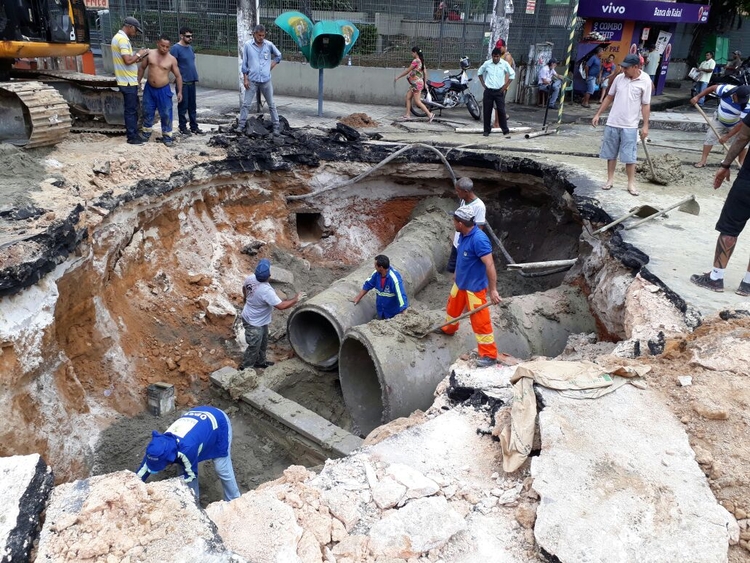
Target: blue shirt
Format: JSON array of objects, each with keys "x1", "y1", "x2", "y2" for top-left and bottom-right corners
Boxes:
[
  {"x1": 455, "y1": 227, "x2": 493, "y2": 292},
  {"x1": 170, "y1": 43, "x2": 199, "y2": 82},
  {"x1": 137, "y1": 406, "x2": 229, "y2": 484},
  {"x1": 477, "y1": 58, "x2": 515, "y2": 89},
  {"x1": 241, "y1": 39, "x2": 282, "y2": 83},
  {"x1": 362, "y1": 267, "x2": 408, "y2": 319},
  {"x1": 587, "y1": 55, "x2": 601, "y2": 79}
]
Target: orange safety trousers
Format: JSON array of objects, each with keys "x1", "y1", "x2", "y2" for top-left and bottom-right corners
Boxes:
[{"x1": 442, "y1": 284, "x2": 497, "y2": 359}]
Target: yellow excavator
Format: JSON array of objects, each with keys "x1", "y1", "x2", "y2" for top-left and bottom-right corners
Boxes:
[{"x1": 0, "y1": 0, "x2": 122, "y2": 147}]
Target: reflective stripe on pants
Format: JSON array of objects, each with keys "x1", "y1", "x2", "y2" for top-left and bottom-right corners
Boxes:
[{"x1": 442, "y1": 284, "x2": 497, "y2": 359}]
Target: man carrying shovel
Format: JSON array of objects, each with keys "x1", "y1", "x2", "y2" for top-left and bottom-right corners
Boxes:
[
  {"x1": 436, "y1": 206, "x2": 501, "y2": 368},
  {"x1": 690, "y1": 112, "x2": 750, "y2": 295},
  {"x1": 690, "y1": 84, "x2": 749, "y2": 168}
]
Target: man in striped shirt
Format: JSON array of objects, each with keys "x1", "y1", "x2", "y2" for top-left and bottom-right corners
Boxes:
[
  {"x1": 111, "y1": 17, "x2": 149, "y2": 145},
  {"x1": 353, "y1": 255, "x2": 409, "y2": 319},
  {"x1": 691, "y1": 84, "x2": 749, "y2": 168}
]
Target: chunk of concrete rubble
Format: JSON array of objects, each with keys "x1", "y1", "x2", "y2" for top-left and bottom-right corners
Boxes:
[
  {"x1": 368, "y1": 496, "x2": 466, "y2": 558},
  {"x1": 371, "y1": 476, "x2": 407, "y2": 509},
  {"x1": 0, "y1": 454, "x2": 54, "y2": 563},
  {"x1": 689, "y1": 335, "x2": 750, "y2": 374},
  {"x1": 37, "y1": 470, "x2": 237, "y2": 562},
  {"x1": 206, "y1": 489, "x2": 302, "y2": 563},
  {"x1": 270, "y1": 265, "x2": 295, "y2": 285},
  {"x1": 532, "y1": 385, "x2": 732, "y2": 562},
  {"x1": 385, "y1": 463, "x2": 439, "y2": 499}
]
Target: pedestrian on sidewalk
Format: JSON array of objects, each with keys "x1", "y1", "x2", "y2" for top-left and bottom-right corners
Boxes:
[
  {"x1": 136, "y1": 405, "x2": 241, "y2": 502},
  {"x1": 538, "y1": 57, "x2": 562, "y2": 109},
  {"x1": 690, "y1": 113, "x2": 750, "y2": 295},
  {"x1": 352, "y1": 255, "x2": 409, "y2": 319},
  {"x1": 111, "y1": 17, "x2": 149, "y2": 145},
  {"x1": 436, "y1": 205, "x2": 501, "y2": 368},
  {"x1": 598, "y1": 54, "x2": 617, "y2": 103},
  {"x1": 493, "y1": 39, "x2": 515, "y2": 128},
  {"x1": 240, "y1": 258, "x2": 304, "y2": 370},
  {"x1": 394, "y1": 46, "x2": 435, "y2": 122},
  {"x1": 138, "y1": 34, "x2": 183, "y2": 146},
  {"x1": 170, "y1": 27, "x2": 205, "y2": 136},
  {"x1": 237, "y1": 24, "x2": 282, "y2": 135},
  {"x1": 696, "y1": 51, "x2": 716, "y2": 107},
  {"x1": 478, "y1": 47, "x2": 514, "y2": 137},
  {"x1": 592, "y1": 53, "x2": 652, "y2": 196},
  {"x1": 447, "y1": 177, "x2": 486, "y2": 276},
  {"x1": 691, "y1": 84, "x2": 749, "y2": 168},
  {"x1": 581, "y1": 46, "x2": 603, "y2": 108},
  {"x1": 643, "y1": 45, "x2": 660, "y2": 86}
]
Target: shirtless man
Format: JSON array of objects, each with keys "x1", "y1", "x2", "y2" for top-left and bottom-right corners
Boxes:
[{"x1": 138, "y1": 35, "x2": 183, "y2": 146}]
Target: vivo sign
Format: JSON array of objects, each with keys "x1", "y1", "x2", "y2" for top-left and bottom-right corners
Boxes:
[
  {"x1": 580, "y1": 0, "x2": 710, "y2": 22},
  {"x1": 602, "y1": 3, "x2": 625, "y2": 13}
]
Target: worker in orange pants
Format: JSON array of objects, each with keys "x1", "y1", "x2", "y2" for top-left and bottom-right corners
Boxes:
[{"x1": 439, "y1": 205, "x2": 501, "y2": 367}]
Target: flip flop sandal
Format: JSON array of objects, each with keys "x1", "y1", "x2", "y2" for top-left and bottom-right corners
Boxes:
[
  {"x1": 601, "y1": 183, "x2": 613, "y2": 191},
  {"x1": 428, "y1": 113, "x2": 435, "y2": 123},
  {"x1": 693, "y1": 163, "x2": 706, "y2": 168},
  {"x1": 627, "y1": 187, "x2": 640, "y2": 196}
]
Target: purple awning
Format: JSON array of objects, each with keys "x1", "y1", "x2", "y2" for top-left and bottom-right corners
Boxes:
[{"x1": 579, "y1": 0, "x2": 710, "y2": 23}]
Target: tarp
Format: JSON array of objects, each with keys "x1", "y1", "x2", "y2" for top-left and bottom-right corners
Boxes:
[{"x1": 497, "y1": 359, "x2": 650, "y2": 472}]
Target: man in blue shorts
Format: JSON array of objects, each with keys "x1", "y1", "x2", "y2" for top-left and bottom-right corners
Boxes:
[
  {"x1": 581, "y1": 47, "x2": 603, "y2": 109},
  {"x1": 138, "y1": 35, "x2": 183, "y2": 146},
  {"x1": 690, "y1": 113, "x2": 750, "y2": 296},
  {"x1": 592, "y1": 54, "x2": 652, "y2": 196}
]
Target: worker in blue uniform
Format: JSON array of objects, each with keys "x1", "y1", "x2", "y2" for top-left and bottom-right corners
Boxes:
[
  {"x1": 353, "y1": 254, "x2": 409, "y2": 319},
  {"x1": 136, "y1": 405, "x2": 241, "y2": 502}
]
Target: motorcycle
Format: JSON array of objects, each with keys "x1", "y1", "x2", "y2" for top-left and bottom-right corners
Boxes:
[{"x1": 410, "y1": 56, "x2": 481, "y2": 120}]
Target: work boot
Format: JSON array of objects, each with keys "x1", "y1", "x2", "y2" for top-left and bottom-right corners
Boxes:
[
  {"x1": 475, "y1": 356, "x2": 497, "y2": 368},
  {"x1": 272, "y1": 126, "x2": 281, "y2": 137},
  {"x1": 253, "y1": 361, "x2": 275, "y2": 369},
  {"x1": 140, "y1": 132, "x2": 151, "y2": 142},
  {"x1": 736, "y1": 280, "x2": 750, "y2": 297},
  {"x1": 689, "y1": 272, "x2": 724, "y2": 292},
  {"x1": 179, "y1": 128, "x2": 191, "y2": 136},
  {"x1": 191, "y1": 128, "x2": 206, "y2": 135},
  {"x1": 162, "y1": 136, "x2": 174, "y2": 147},
  {"x1": 127, "y1": 137, "x2": 145, "y2": 145}
]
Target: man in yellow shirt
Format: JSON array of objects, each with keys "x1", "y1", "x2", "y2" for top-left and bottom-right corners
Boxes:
[{"x1": 111, "y1": 17, "x2": 149, "y2": 145}]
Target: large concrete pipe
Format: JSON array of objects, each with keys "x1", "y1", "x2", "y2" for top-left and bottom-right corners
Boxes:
[
  {"x1": 287, "y1": 198, "x2": 455, "y2": 369},
  {"x1": 338, "y1": 286, "x2": 597, "y2": 435}
]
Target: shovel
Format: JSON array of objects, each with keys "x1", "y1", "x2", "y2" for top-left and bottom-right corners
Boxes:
[
  {"x1": 693, "y1": 104, "x2": 730, "y2": 152},
  {"x1": 641, "y1": 138, "x2": 668, "y2": 185},
  {"x1": 416, "y1": 301, "x2": 497, "y2": 338},
  {"x1": 625, "y1": 195, "x2": 700, "y2": 230},
  {"x1": 592, "y1": 204, "x2": 661, "y2": 234}
]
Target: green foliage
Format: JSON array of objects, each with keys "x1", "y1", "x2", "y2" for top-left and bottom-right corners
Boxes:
[{"x1": 351, "y1": 24, "x2": 377, "y2": 56}]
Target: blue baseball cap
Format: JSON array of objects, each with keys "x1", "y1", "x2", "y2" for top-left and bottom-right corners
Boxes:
[
  {"x1": 255, "y1": 258, "x2": 271, "y2": 282},
  {"x1": 145, "y1": 431, "x2": 177, "y2": 473}
]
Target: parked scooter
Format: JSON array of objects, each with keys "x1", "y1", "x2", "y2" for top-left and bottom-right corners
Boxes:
[{"x1": 410, "y1": 56, "x2": 481, "y2": 120}]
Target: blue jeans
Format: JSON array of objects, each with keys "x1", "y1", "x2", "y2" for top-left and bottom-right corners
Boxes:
[
  {"x1": 238, "y1": 80, "x2": 279, "y2": 127},
  {"x1": 178, "y1": 82, "x2": 198, "y2": 132},
  {"x1": 186, "y1": 410, "x2": 241, "y2": 502},
  {"x1": 698, "y1": 81, "x2": 709, "y2": 106},
  {"x1": 141, "y1": 83, "x2": 173, "y2": 137},
  {"x1": 119, "y1": 85, "x2": 139, "y2": 142},
  {"x1": 539, "y1": 81, "x2": 561, "y2": 106}
]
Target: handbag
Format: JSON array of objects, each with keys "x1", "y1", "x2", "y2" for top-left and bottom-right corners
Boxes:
[{"x1": 688, "y1": 67, "x2": 701, "y2": 81}]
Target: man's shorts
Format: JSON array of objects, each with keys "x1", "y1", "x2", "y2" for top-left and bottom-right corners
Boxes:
[
  {"x1": 586, "y1": 76, "x2": 597, "y2": 95},
  {"x1": 705, "y1": 117, "x2": 736, "y2": 146},
  {"x1": 716, "y1": 174, "x2": 750, "y2": 237},
  {"x1": 599, "y1": 126, "x2": 638, "y2": 164}
]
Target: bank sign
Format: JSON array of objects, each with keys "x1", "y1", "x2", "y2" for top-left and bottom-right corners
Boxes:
[{"x1": 580, "y1": 0, "x2": 710, "y2": 22}]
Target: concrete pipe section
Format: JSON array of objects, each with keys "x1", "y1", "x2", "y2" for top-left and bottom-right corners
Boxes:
[
  {"x1": 287, "y1": 198, "x2": 455, "y2": 369},
  {"x1": 338, "y1": 286, "x2": 597, "y2": 435}
]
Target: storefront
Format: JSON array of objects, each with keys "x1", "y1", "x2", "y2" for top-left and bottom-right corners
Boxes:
[{"x1": 576, "y1": 0, "x2": 710, "y2": 95}]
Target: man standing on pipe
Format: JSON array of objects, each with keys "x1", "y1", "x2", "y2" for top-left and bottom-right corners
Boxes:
[
  {"x1": 438, "y1": 206, "x2": 501, "y2": 368},
  {"x1": 240, "y1": 258, "x2": 304, "y2": 369},
  {"x1": 447, "y1": 177, "x2": 486, "y2": 276},
  {"x1": 352, "y1": 254, "x2": 409, "y2": 319}
]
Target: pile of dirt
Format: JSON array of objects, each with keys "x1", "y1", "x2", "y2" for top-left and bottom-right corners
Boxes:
[
  {"x1": 338, "y1": 113, "x2": 378, "y2": 128},
  {"x1": 636, "y1": 152, "x2": 684, "y2": 185}
]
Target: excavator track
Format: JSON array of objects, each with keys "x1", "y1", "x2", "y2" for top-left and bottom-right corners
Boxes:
[{"x1": 0, "y1": 81, "x2": 71, "y2": 149}]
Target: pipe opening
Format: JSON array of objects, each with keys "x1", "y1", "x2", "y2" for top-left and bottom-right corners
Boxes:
[
  {"x1": 295, "y1": 212, "x2": 324, "y2": 242},
  {"x1": 338, "y1": 336, "x2": 383, "y2": 435},
  {"x1": 287, "y1": 309, "x2": 341, "y2": 369}
]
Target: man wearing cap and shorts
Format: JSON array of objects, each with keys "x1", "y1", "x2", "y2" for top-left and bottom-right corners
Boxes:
[
  {"x1": 592, "y1": 53, "x2": 652, "y2": 196},
  {"x1": 136, "y1": 405, "x2": 240, "y2": 502},
  {"x1": 111, "y1": 17, "x2": 149, "y2": 145},
  {"x1": 690, "y1": 113, "x2": 750, "y2": 296},
  {"x1": 437, "y1": 206, "x2": 501, "y2": 368},
  {"x1": 538, "y1": 58, "x2": 562, "y2": 109},
  {"x1": 690, "y1": 84, "x2": 749, "y2": 168},
  {"x1": 447, "y1": 177, "x2": 486, "y2": 275},
  {"x1": 240, "y1": 258, "x2": 304, "y2": 370}
]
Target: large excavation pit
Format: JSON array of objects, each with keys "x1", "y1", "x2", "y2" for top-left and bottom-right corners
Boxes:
[{"x1": 0, "y1": 140, "x2": 609, "y2": 504}]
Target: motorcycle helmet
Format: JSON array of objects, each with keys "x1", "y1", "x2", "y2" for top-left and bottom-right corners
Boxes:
[{"x1": 460, "y1": 56, "x2": 470, "y2": 70}]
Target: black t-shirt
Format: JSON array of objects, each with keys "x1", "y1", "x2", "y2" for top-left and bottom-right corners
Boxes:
[{"x1": 741, "y1": 112, "x2": 750, "y2": 179}]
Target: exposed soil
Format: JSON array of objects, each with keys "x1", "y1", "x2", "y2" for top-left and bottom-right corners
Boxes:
[{"x1": 338, "y1": 113, "x2": 378, "y2": 128}]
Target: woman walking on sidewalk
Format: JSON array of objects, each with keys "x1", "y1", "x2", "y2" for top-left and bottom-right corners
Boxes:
[{"x1": 395, "y1": 46, "x2": 435, "y2": 122}]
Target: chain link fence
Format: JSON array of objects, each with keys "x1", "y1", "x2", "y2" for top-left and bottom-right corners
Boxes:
[{"x1": 102, "y1": 0, "x2": 579, "y2": 73}]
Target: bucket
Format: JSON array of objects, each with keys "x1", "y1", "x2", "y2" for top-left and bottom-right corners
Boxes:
[{"x1": 147, "y1": 383, "x2": 175, "y2": 416}]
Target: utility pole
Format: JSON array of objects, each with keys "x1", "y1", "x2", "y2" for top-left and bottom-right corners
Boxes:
[{"x1": 237, "y1": 0, "x2": 258, "y2": 105}]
